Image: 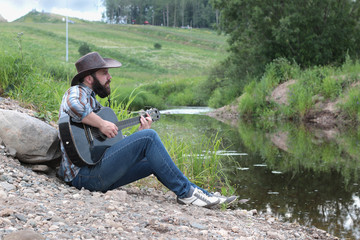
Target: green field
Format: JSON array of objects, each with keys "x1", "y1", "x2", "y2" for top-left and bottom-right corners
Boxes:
[
  {"x1": 0, "y1": 22, "x2": 228, "y2": 109},
  {"x1": 0, "y1": 21, "x2": 233, "y2": 193}
]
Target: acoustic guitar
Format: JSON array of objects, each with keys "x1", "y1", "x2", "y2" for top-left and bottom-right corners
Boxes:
[{"x1": 58, "y1": 107, "x2": 160, "y2": 166}]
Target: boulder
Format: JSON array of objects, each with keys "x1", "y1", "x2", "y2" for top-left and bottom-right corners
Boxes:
[
  {"x1": 0, "y1": 109, "x2": 61, "y2": 163},
  {"x1": 270, "y1": 79, "x2": 296, "y2": 106}
]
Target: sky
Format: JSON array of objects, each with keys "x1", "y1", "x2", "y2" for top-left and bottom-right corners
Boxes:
[{"x1": 0, "y1": 0, "x2": 105, "y2": 22}]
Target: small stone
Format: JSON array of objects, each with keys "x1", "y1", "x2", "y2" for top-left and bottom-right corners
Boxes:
[
  {"x1": 217, "y1": 229, "x2": 229, "y2": 237},
  {"x1": 0, "y1": 209, "x2": 14, "y2": 217},
  {"x1": 267, "y1": 231, "x2": 285, "y2": 240},
  {"x1": 191, "y1": 222, "x2": 207, "y2": 230},
  {"x1": 30, "y1": 165, "x2": 51, "y2": 173},
  {"x1": 235, "y1": 209, "x2": 248, "y2": 216},
  {"x1": 73, "y1": 193, "x2": 81, "y2": 199},
  {"x1": 15, "y1": 213, "x2": 27, "y2": 222},
  {"x1": 118, "y1": 190, "x2": 127, "y2": 201},
  {"x1": 3, "y1": 230, "x2": 44, "y2": 240},
  {"x1": 6, "y1": 147, "x2": 17, "y2": 157},
  {"x1": 267, "y1": 217, "x2": 275, "y2": 223},
  {"x1": 49, "y1": 225, "x2": 59, "y2": 231},
  {"x1": 23, "y1": 189, "x2": 35, "y2": 195},
  {"x1": 27, "y1": 219, "x2": 37, "y2": 228},
  {"x1": 0, "y1": 182, "x2": 15, "y2": 191},
  {"x1": 249, "y1": 209, "x2": 258, "y2": 216},
  {"x1": 0, "y1": 189, "x2": 7, "y2": 198}
]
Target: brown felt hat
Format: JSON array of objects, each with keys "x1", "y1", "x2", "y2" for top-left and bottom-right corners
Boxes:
[{"x1": 71, "y1": 52, "x2": 122, "y2": 86}]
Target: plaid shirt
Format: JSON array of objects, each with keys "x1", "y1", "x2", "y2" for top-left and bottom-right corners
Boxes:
[{"x1": 57, "y1": 83, "x2": 101, "y2": 182}]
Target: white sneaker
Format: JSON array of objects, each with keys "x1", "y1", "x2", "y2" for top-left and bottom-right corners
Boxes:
[
  {"x1": 212, "y1": 192, "x2": 238, "y2": 204},
  {"x1": 177, "y1": 188, "x2": 220, "y2": 208}
]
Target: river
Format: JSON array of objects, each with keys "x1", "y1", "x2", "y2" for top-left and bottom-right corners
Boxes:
[{"x1": 151, "y1": 107, "x2": 360, "y2": 240}]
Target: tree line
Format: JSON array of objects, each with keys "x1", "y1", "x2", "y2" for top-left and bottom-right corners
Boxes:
[{"x1": 102, "y1": 0, "x2": 218, "y2": 28}]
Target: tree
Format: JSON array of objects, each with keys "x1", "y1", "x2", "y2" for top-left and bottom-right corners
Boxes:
[{"x1": 213, "y1": 0, "x2": 360, "y2": 73}]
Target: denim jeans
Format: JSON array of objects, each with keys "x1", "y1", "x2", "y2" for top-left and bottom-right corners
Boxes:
[{"x1": 71, "y1": 129, "x2": 206, "y2": 198}]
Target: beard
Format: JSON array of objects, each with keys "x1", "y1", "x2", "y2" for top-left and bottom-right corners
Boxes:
[{"x1": 91, "y1": 74, "x2": 110, "y2": 98}]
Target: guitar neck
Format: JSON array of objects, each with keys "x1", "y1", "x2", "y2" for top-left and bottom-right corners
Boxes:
[{"x1": 115, "y1": 116, "x2": 141, "y2": 130}]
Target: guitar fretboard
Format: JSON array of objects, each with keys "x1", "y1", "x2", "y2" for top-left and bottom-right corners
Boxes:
[{"x1": 115, "y1": 116, "x2": 141, "y2": 130}]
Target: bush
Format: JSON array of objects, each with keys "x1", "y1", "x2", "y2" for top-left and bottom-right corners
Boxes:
[
  {"x1": 78, "y1": 42, "x2": 91, "y2": 56},
  {"x1": 154, "y1": 43, "x2": 162, "y2": 49}
]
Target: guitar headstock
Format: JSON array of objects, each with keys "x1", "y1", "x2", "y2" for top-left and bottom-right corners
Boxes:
[{"x1": 139, "y1": 108, "x2": 160, "y2": 122}]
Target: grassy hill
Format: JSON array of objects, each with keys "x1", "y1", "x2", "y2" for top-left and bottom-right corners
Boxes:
[
  {"x1": 14, "y1": 10, "x2": 89, "y2": 24},
  {"x1": 0, "y1": 14, "x2": 227, "y2": 109}
]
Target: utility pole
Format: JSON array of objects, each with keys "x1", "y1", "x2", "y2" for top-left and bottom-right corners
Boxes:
[
  {"x1": 66, "y1": 15, "x2": 68, "y2": 62},
  {"x1": 66, "y1": 0, "x2": 69, "y2": 62}
]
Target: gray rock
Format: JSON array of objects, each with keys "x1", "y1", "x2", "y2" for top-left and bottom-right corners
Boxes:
[
  {"x1": 0, "y1": 189, "x2": 7, "y2": 198},
  {"x1": 6, "y1": 147, "x2": 16, "y2": 157},
  {"x1": 14, "y1": 213, "x2": 27, "y2": 222},
  {"x1": 30, "y1": 164, "x2": 51, "y2": 173},
  {"x1": 3, "y1": 230, "x2": 44, "y2": 240},
  {"x1": 0, "y1": 110, "x2": 61, "y2": 163},
  {"x1": 0, "y1": 182, "x2": 15, "y2": 191},
  {"x1": 191, "y1": 222, "x2": 207, "y2": 230}
]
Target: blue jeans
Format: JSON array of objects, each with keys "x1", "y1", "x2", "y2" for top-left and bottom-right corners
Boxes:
[{"x1": 71, "y1": 129, "x2": 206, "y2": 198}]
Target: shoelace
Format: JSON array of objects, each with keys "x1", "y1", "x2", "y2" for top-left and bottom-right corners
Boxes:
[{"x1": 194, "y1": 190, "x2": 214, "y2": 203}]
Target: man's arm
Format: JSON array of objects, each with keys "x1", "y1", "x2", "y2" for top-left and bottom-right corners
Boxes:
[
  {"x1": 82, "y1": 112, "x2": 118, "y2": 138},
  {"x1": 82, "y1": 111, "x2": 152, "y2": 138}
]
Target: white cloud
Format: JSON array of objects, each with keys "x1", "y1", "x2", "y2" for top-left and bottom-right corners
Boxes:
[
  {"x1": 51, "y1": 7, "x2": 104, "y2": 22},
  {"x1": 0, "y1": 1, "x2": 38, "y2": 22},
  {"x1": 0, "y1": 0, "x2": 104, "y2": 22}
]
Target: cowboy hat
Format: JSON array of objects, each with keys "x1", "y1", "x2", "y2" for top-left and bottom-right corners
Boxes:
[{"x1": 71, "y1": 52, "x2": 122, "y2": 86}]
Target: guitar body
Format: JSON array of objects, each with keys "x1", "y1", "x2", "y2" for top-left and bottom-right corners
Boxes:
[
  {"x1": 59, "y1": 107, "x2": 124, "y2": 166},
  {"x1": 59, "y1": 107, "x2": 160, "y2": 167}
]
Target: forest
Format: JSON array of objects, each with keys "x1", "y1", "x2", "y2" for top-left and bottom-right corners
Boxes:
[{"x1": 102, "y1": 0, "x2": 219, "y2": 28}]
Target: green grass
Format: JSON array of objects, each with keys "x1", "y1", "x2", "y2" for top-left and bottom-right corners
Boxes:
[
  {"x1": 0, "y1": 21, "x2": 231, "y2": 194},
  {"x1": 0, "y1": 21, "x2": 227, "y2": 109}
]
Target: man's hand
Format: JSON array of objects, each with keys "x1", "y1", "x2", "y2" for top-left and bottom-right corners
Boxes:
[
  {"x1": 139, "y1": 114, "x2": 152, "y2": 130},
  {"x1": 99, "y1": 120, "x2": 118, "y2": 138},
  {"x1": 82, "y1": 112, "x2": 118, "y2": 138}
]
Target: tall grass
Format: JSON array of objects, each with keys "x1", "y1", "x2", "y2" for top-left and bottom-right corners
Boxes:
[
  {"x1": 162, "y1": 132, "x2": 233, "y2": 193},
  {"x1": 0, "y1": 49, "x2": 231, "y2": 194},
  {"x1": 238, "y1": 57, "x2": 360, "y2": 123}
]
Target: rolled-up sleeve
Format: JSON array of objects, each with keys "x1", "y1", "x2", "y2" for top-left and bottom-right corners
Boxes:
[{"x1": 62, "y1": 86, "x2": 93, "y2": 122}]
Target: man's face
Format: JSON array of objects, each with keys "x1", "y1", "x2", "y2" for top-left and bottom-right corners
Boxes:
[{"x1": 91, "y1": 68, "x2": 111, "y2": 98}]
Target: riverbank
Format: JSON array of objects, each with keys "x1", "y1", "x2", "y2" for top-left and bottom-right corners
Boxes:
[
  {"x1": 0, "y1": 148, "x2": 338, "y2": 240},
  {"x1": 0, "y1": 97, "x2": 339, "y2": 239},
  {"x1": 207, "y1": 79, "x2": 350, "y2": 130}
]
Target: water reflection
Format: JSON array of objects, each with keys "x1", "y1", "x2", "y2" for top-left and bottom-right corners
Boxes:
[
  {"x1": 231, "y1": 120, "x2": 360, "y2": 239},
  {"x1": 153, "y1": 112, "x2": 360, "y2": 239}
]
